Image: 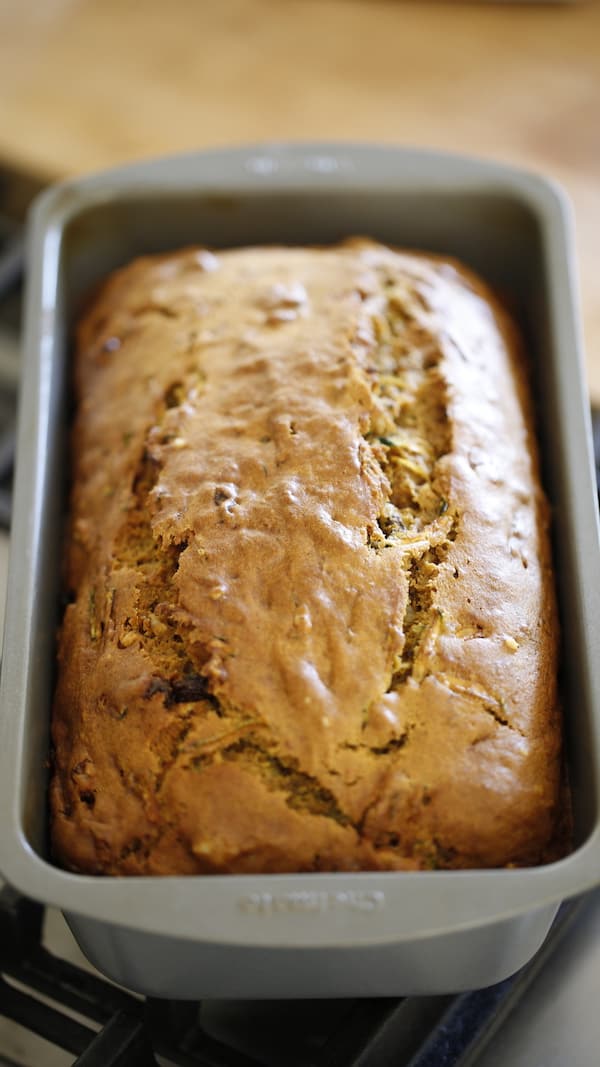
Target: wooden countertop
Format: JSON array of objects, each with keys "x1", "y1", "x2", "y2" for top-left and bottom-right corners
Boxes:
[{"x1": 1, "y1": 0, "x2": 599, "y2": 397}]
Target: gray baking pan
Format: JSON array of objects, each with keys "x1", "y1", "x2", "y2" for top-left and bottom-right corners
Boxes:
[{"x1": 0, "y1": 145, "x2": 599, "y2": 999}]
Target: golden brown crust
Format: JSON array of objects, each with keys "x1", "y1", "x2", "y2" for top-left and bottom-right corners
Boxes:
[{"x1": 50, "y1": 239, "x2": 564, "y2": 875}]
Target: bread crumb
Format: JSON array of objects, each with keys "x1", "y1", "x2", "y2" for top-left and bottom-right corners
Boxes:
[{"x1": 119, "y1": 631, "x2": 139, "y2": 648}]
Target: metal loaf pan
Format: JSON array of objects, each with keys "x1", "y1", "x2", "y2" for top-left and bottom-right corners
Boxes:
[{"x1": 1, "y1": 145, "x2": 599, "y2": 999}]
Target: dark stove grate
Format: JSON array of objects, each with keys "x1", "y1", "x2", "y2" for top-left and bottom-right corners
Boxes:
[{"x1": 0, "y1": 199, "x2": 596, "y2": 1067}]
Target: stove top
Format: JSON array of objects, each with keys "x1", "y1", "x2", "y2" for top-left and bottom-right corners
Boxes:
[
  {"x1": 1, "y1": 185, "x2": 599, "y2": 1067},
  {"x1": 0, "y1": 883, "x2": 592, "y2": 1067}
]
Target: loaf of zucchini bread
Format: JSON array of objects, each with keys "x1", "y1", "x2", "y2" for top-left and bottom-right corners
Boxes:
[{"x1": 50, "y1": 239, "x2": 564, "y2": 874}]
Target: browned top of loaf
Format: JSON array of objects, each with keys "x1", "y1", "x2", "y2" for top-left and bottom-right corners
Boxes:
[{"x1": 50, "y1": 239, "x2": 563, "y2": 875}]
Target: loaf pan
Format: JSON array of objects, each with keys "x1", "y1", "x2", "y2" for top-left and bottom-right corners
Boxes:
[{"x1": 1, "y1": 145, "x2": 599, "y2": 999}]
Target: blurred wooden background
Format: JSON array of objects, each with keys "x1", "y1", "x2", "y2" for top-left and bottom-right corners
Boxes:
[{"x1": 0, "y1": 0, "x2": 598, "y2": 395}]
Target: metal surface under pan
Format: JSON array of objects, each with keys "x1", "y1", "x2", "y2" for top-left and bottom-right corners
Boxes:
[{"x1": 1, "y1": 145, "x2": 599, "y2": 1000}]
